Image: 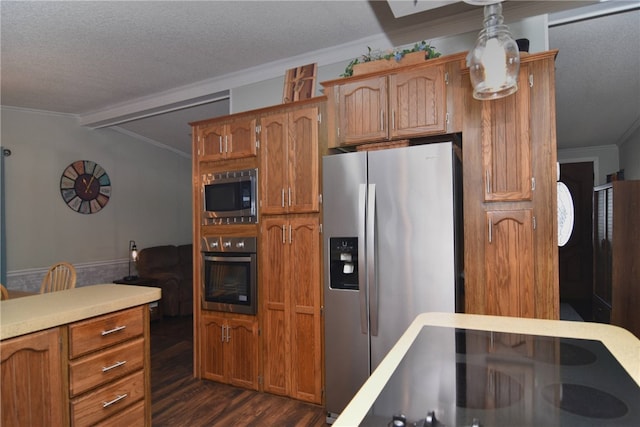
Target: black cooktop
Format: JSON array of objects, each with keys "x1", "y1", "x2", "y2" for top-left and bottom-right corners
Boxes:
[{"x1": 363, "y1": 326, "x2": 640, "y2": 427}]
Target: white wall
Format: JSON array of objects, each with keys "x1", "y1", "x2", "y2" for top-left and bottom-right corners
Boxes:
[
  {"x1": 2, "y1": 107, "x2": 192, "y2": 290},
  {"x1": 231, "y1": 15, "x2": 549, "y2": 113}
]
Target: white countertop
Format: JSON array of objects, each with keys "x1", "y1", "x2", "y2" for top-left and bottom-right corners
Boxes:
[
  {"x1": 0, "y1": 284, "x2": 161, "y2": 340},
  {"x1": 335, "y1": 312, "x2": 640, "y2": 427}
]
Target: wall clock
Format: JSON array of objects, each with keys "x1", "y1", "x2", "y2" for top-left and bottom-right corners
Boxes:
[{"x1": 60, "y1": 160, "x2": 111, "y2": 214}]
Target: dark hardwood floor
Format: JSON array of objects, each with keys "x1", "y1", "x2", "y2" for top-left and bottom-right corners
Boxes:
[{"x1": 150, "y1": 315, "x2": 327, "y2": 426}]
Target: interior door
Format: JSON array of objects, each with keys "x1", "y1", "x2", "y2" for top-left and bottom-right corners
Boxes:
[{"x1": 558, "y1": 162, "x2": 594, "y2": 320}]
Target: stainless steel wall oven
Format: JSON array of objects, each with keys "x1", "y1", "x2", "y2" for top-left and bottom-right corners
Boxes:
[{"x1": 201, "y1": 236, "x2": 257, "y2": 315}]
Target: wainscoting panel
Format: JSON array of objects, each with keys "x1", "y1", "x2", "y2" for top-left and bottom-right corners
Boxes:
[{"x1": 6, "y1": 259, "x2": 132, "y2": 292}]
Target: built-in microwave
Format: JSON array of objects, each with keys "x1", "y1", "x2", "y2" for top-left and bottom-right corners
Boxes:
[{"x1": 201, "y1": 168, "x2": 258, "y2": 225}]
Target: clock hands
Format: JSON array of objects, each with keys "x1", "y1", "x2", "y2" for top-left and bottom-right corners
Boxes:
[{"x1": 82, "y1": 175, "x2": 96, "y2": 194}]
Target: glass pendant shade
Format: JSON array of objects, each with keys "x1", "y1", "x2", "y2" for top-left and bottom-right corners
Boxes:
[{"x1": 467, "y1": 2, "x2": 520, "y2": 100}]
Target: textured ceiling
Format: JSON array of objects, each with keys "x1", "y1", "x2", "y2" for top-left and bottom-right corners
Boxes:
[
  {"x1": 2, "y1": 1, "x2": 639, "y2": 155},
  {"x1": 550, "y1": 6, "x2": 640, "y2": 149},
  {"x1": 2, "y1": 0, "x2": 455, "y2": 114}
]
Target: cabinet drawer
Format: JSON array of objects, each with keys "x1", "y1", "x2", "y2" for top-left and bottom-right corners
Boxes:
[
  {"x1": 69, "y1": 337, "x2": 145, "y2": 397},
  {"x1": 70, "y1": 370, "x2": 145, "y2": 427},
  {"x1": 69, "y1": 306, "x2": 144, "y2": 358},
  {"x1": 93, "y1": 400, "x2": 145, "y2": 427}
]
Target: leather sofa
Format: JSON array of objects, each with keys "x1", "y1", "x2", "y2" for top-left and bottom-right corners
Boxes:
[{"x1": 136, "y1": 244, "x2": 193, "y2": 316}]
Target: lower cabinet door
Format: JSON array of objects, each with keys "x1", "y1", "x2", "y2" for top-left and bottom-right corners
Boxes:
[
  {"x1": 485, "y1": 209, "x2": 535, "y2": 318},
  {"x1": 260, "y1": 215, "x2": 322, "y2": 404},
  {"x1": 1, "y1": 328, "x2": 66, "y2": 427},
  {"x1": 261, "y1": 217, "x2": 290, "y2": 396},
  {"x1": 226, "y1": 318, "x2": 259, "y2": 390},
  {"x1": 289, "y1": 217, "x2": 322, "y2": 404},
  {"x1": 201, "y1": 313, "x2": 226, "y2": 383},
  {"x1": 201, "y1": 312, "x2": 259, "y2": 389}
]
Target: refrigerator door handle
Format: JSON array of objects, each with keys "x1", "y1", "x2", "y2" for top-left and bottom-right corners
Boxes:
[
  {"x1": 358, "y1": 183, "x2": 368, "y2": 335},
  {"x1": 367, "y1": 183, "x2": 378, "y2": 337}
]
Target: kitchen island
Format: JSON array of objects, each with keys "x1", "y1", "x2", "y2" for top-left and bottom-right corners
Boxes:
[
  {"x1": 336, "y1": 312, "x2": 640, "y2": 427},
  {"x1": 1, "y1": 284, "x2": 161, "y2": 426}
]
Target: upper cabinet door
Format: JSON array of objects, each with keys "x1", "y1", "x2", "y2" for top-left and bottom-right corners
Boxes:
[
  {"x1": 260, "y1": 108, "x2": 320, "y2": 215},
  {"x1": 289, "y1": 107, "x2": 319, "y2": 213},
  {"x1": 198, "y1": 123, "x2": 227, "y2": 160},
  {"x1": 260, "y1": 112, "x2": 289, "y2": 215},
  {"x1": 481, "y1": 64, "x2": 532, "y2": 202},
  {"x1": 227, "y1": 118, "x2": 257, "y2": 159},
  {"x1": 196, "y1": 118, "x2": 257, "y2": 161},
  {"x1": 336, "y1": 76, "x2": 388, "y2": 145},
  {"x1": 389, "y1": 65, "x2": 446, "y2": 139}
]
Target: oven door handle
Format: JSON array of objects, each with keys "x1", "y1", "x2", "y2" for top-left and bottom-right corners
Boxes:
[{"x1": 203, "y1": 255, "x2": 253, "y2": 262}]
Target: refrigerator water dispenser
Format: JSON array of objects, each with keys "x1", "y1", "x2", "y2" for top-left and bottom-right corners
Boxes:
[{"x1": 329, "y1": 237, "x2": 359, "y2": 290}]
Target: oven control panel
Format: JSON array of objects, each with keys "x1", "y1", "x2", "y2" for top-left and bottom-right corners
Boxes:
[{"x1": 201, "y1": 236, "x2": 256, "y2": 253}]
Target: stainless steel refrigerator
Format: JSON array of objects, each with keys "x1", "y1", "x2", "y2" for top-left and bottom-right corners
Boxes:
[{"x1": 323, "y1": 142, "x2": 463, "y2": 423}]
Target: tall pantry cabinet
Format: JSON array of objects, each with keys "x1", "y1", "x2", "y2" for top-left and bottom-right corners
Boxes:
[
  {"x1": 192, "y1": 109, "x2": 261, "y2": 392},
  {"x1": 259, "y1": 103, "x2": 325, "y2": 404},
  {"x1": 593, "y1": 180, "x2": 640, "y2": 338},
  {"x1": 462, "y1": 50, "x2": 559, "y2": 319},
  {"x1": 191, "y1": 98, "x2": 326, "y2": 405}
]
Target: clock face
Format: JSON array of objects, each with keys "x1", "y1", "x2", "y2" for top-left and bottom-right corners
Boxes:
[{"x1": 60, "y1": 160, "x2": 111, "y2": 214}]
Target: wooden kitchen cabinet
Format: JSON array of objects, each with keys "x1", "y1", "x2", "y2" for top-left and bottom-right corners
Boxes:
[
  {"x1": 196, "y1": 117, "x2": 257, "y2": 161},
  {"x1": 332, "y1": 75, "x2": 388, "y2": 145},
  {"x1": 260, "y1": 215, "x2": 322, "y2": 404},
  {"x1": 480, "y1": 66, "x2": 533, "y2": 202},
  {"x1": 260, "y1": 106, "x2": 320, "y2": 215},
  {"x1": 388, "y1": 65, "x2": 447, "y2": 138},
  {"x1": 1, "y1": 328, "x2": 67, "y2": 426},
  {"x1": 191, "y1": 97, "x2": 326, "y2": 402},
  {"x1": 485, "y1": 209, "x2": 535, "y2": 318},
  {"x1": 200, "y1": 311, "x2": 259, "y2": 390},
  {"x1": 463, "y1": 51, "x2": 559, "y2": 320},
  {"x1": 593, "y1": 181, "x2": 640, "y2": 337},
  {"x1": 1, "y1": 297, "x2": 153, "y2": 427},
  {"x1": 322, "y1": 53, "x2": 465, "y2": 148},
  {"x1": 68, "y1": 305, "x2": 150, "y2": 427}
]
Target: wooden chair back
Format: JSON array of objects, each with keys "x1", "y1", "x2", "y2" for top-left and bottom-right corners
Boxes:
[
  {"x1": 40, "y1": 262, "x2": 77, "y2": 293},
  {"x1": 0, "y1": 284, "x2": 8, "y2": 300}
]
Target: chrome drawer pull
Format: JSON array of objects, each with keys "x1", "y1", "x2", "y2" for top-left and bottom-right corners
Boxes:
[
  {"x1": 102, "y1": 393, "x2": 127, "y2": 408},
  {"x1": 101, "y1": 325, "x2": 126, "y2": 336},
  {"x1": 102, "y1": 360, "x2": 126, "y2": 372}
]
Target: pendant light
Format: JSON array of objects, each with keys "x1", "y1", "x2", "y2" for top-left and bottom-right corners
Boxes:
[{"x1": 466, "y1": 1, "x2": 520, "y2": 100}]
